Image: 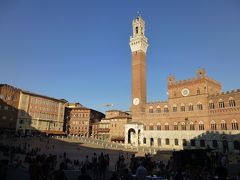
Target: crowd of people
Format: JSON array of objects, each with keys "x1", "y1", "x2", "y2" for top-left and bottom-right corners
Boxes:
[{"x1": 0, "y1": 131, "x2": 240, "y2": 180}]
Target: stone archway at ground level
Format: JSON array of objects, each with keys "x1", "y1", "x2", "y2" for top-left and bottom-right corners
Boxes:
[
  {"x1": 125, "y1": 123, "x2": 144, "y2": 146},
  {"x1": 221, "y1": 135, "x2": 229, "y2": 153},
  {"x1": 128, "y1": 128, "x2": 136, "y2": 145}
]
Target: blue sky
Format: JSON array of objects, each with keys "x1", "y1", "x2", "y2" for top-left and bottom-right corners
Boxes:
[{"x1": 0, "y1": 0, "x2": 240, "y2": 113}]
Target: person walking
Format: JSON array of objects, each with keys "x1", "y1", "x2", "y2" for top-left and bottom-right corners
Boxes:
[{"x1": 136, "y1": 162, "x2": 148, "y2": 180}]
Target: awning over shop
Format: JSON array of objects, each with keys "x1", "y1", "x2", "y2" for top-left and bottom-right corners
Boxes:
[{"x1": 111, "y1": 136, "x2": 125, "y2": 141}]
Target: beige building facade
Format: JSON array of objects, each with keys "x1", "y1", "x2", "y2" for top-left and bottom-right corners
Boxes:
[
  {"x1": 125, "y1": 16, "x2": 240, "y2": 152},
  {"x1": 16, "y1": 90, "x2": 67, "y2": 135},
  {"x1": 93, "y1": 110, "x2": 131, "y2": 143}
]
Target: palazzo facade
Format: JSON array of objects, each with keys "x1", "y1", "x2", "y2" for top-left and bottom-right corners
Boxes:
[{"x1": 125, "y1": 16, "x2": 240, "y2": 152}]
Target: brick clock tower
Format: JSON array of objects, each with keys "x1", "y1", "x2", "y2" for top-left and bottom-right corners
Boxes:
[{"x1": 130, "y1": 16, "x2": 148, "y2": 113}]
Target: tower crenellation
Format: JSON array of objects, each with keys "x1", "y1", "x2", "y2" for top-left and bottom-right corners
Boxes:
[
  {"x1": 168, "y1": 69, "x2": 221, "y2": 88},
  {"x1": 130, "y1": 16, "x2": 148, "y2": 53},
  {"x1": 196, "y1": 68, "x2": 206, "y2": 79}
]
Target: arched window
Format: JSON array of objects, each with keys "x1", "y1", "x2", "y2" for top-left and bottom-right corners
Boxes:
[
  {"x1": 150, "y1": 138, "x2": 154, "y2": 146},
  {"x1": 174, "y1": 122, "x2": 178, "y2": 130},
  {"x1": 197, "y1": 88, "x2": 200, "y2": 95},
  {"x1": 180, "y1": 104, "x2": 185, "y2": 112},
  {"x1": 158, "y1": 138, "x2": 161, "y2": 146},
  {"x1": 199, "y1": 121, "x2": 204, "y2": 130},
  {"x1": 232, "y1": 120, "x2": 238, "y2": 130},
  {"x1": 157, "y1": 106, "x2": 161, "y2": 113},
  {"x1": 173, "y1": 104, "x2": 177, "y2": 112},
  {"x1": 188, "y1": 103, "x2": 194, "y2": 111},
  {"x1": 143, "y1": 137, "x2": 146, "y2": 144},
  {"x1": 182, "y1": 139, "x2": 187, "y2": 146},
  {"x1": 164, "y1": 123, "x2": 169, "y2": 130},
  {"x1": 181, "y1": 122, "x2": 186, "y2": 130},
  {"x1": 175, "y1": 139, "x2": 179, "y2": 146},
  {"x1": 221, "y1": 120, "x2": 227, "y2": 130},
  {"x1": 143, "y1": 125, "x2": 146, "y2": 130},
  {"x1": 211, "y1": 120, "x2": 217, "y2": 130},
  {"x1": 229, "y1": 98, "x2": 236, "y2": 107},
  {"x1": 135, "y1": 26, "x2": 138, "y2": 34},
  {"x1": 149, "y1": 106, "x2": 153, "y2": 113},
  {"x1": 209, "y1": 100, "x2": 215, "y2": 109},
  {"x1": 149, "y1": 123, "x2": 154, "y2": 130},
  {"x1": 190, "y1": 122, "x2": 195, "y2": 130},
  {"x1": 157, "y1": 123, "x2": 161, "y2": 130},
  {"x1": 197, "y1": 102, "x2": 203, "y2": 110},
  {"x1": 233, "y1": 141, "x2": 240, "y2": 150},
  {"x1": 165, "y1": 138, "x2": 170, "y2": 145},
  {"x1": 219, "y1": 99, "x2": 225, "y2": 108},
  {"x1": 163, "y1": 105, "x2": 169, "y2": 113},
  {"x1": 190, "y1": 139, "x2": 196, "y2": 146}
]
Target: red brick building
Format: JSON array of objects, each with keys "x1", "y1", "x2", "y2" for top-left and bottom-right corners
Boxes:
[
  {"x1": 125, "y1": 16, "x2": 240, "y2": 152},
  {"x1": 0, "y1": 84, "x2": 21, "y2": 130},
  {"x1": 65, "y1": 105, "x2": 104, "y2": 137}
]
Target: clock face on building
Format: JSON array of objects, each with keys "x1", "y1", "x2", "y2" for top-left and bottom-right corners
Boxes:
[
  {"x1": 181, "y1": 88, "x2": 190, "y2": 97},
  {"x1": 133, "y1": 98, "x2": 140, "y2": 105}
]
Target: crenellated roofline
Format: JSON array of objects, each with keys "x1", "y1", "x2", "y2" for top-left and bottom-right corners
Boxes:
[{"x1": 209, "y1": 89, "x2": 240, "y2": 97}]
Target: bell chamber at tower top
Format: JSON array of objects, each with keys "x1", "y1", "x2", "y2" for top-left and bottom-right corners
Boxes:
[{"x1": 129, "y1": 16, "x2": 149, "y2": 53}]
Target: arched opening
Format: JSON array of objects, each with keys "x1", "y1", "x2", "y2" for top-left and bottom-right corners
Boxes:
[
  {"x1": 135, "y1": 26, "x2": 138, "y2": 34},
  {"x1": 149, "y1": 106, "x2": 153, "y2": 113},
  {"x1": 182, "y1": 139, "x2": 187, "y2": 146},
  {"x1": 150, "y1": 138, "x2": 154, "y2": 146},
  {"x1": 233, "y1": 141, "x2": 240, "y2": 150},
  {"x1": 209, "y1": 100, "x2": 215, "y2": 109},
  {"x1": 158, "y1": 138, "x2": 161, "y2": 146},
  {"x1": 138, "y1": 129, "x2": 141, "y2": 145},
  {"x1": 222, "y1": 139, "x2": 229, "y2": 153},
  {"x1": 219, "y1": 99, "x2": 225, "y2": 108},
  {"x1": 128, "y1": 128, "x2": 136, "y2": 144},
  {"x1": 190, "y1": 139, "x2": 196, "y2": 146},
  {"x1": 212, "y1": 140, "x2": 218, "y2": 149},
  {"x1": 232, "y1": 120, "x2": 238, "y2": 130},
  {"x1": 229, "y1": 97, "x2": 236, "y2": 107}
]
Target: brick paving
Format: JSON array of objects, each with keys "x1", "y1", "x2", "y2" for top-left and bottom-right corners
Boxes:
[{"x1": 1, "y1": 136, "x2": 240, "y2": 179}]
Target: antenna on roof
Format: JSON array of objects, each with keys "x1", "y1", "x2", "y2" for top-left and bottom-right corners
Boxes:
[{"x1": 137, "y1": 11, "x2": 141, "y2": 17}]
